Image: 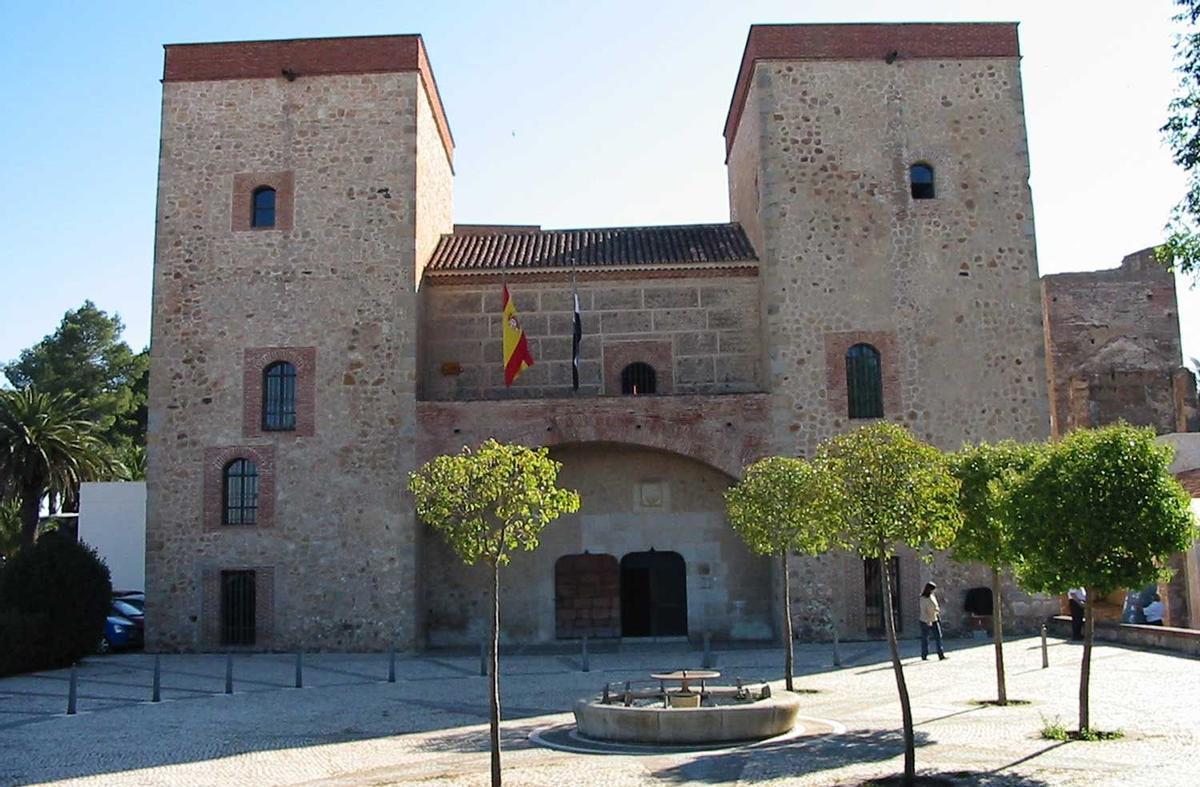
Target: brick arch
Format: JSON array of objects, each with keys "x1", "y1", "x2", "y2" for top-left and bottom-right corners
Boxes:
[{"x1": 417, "y1": 394, "x2": 771, "y2": 481}]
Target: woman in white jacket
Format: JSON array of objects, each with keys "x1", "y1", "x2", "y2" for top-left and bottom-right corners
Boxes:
[{"x1": 920, "y1": 582, "x2": 947, "y2": 661}]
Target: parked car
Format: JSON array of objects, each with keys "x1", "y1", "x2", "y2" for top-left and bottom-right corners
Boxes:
[
  {"x1": 113, "y1": 590, "x2": 144, "y2": 612},
  {"x1": 98, "y1": 614, "x2": 138, "y2": 653}
]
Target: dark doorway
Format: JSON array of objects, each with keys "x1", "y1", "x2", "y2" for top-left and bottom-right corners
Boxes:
[
  {"x1": 620, "y1": 550, "x2": 687, "y2": 637},
  {"x1": 555, "y1": 553, "x2": 620, "y2": 639},
  {"x1": 220, "y1": 570, "x2": 257, "y2": 646},
  {"x1": 864, "y1": 557, "x2": 901, "y2": 636}
]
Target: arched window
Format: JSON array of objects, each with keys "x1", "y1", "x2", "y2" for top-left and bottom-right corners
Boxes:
[
  {"x1": 222, "y1": 458, "x2": 259, "y2": 525},
  {"x1": 262, "y1": 361, "x2": 297, "y2": 431},
  {"x1": 846, "y1": 343, "x2": 883, "y2": 419},
  {"x1": 621, "y1": 362, "x2": 657, "y2": 395},
  {"x1": 251, "y1": 186, "x2": 277, "y2": 227},
  {"x1": 910, "y1": 163, "x2": 935, "y2": 200}
]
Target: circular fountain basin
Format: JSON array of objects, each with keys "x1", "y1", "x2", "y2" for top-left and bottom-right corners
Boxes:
[{"x1": 573, "y1": 690, "x2": 801, "y2": 745}]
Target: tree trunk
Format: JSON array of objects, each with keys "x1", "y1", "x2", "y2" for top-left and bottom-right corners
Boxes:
[
  {"x1": 1079, "y1": 589, "x2": 1094, "y2": 733},
  {"x1": 881, "y1": 555, "x2": 915, "y2": 785},
  {"x1": 490, "y1": 560, "x2": 502, "y2": 787},
  {"x1": 781, "y1": 552, "x2": 794, "y2": 691},
  {"x1": 18, "y1": 483, "x2": 41, "y2": 548},
  {"x1": 991, "y1": 567, "x2": 1007, "y2": 705}
]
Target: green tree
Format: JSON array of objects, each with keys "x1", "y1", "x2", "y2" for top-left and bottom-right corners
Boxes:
[
  {"x1": 1007, "y1": 424, "x2": 1195, "y2": 733},
  {"x1": 0, "y1": 498, "x2": 20, "y2": 561},
  {"x1": 408, "y1": 440, "x2": 580, "y2": 787},
  {"x1": 950, "y1": 440, "x2": 1045, "y2": 706},
  {"x1": 0, "y1": 389, "x2": 123, "y2": 549},
  {"x1": 1160, "y1": 0, "x2": 1200, "y2": 275},
  {"x1": 725, "y1": 456, "x2": 839, "y2": 691},
  {"x1": 4, "y1": 301, "x2": 149, "y2": 464},
  {"x1": 814, "y1": 422, "x2": 961, "y2": 786}
]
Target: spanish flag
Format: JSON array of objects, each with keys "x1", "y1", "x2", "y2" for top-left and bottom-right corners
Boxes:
[{"x1": 502, "y1": 285, "x2": 535, "y2": 386}]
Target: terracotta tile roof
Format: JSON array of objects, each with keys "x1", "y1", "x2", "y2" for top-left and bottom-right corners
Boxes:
[{"x1": 426, "y1": 223, "x2": 757, "y2": 274}]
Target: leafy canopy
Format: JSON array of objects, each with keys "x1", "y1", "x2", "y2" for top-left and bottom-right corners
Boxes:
[
  {"x1": 725, "y1": 456, "x2": 839, "y2": 556},
  {"x1": 950, "y1": 440, "x2": 1046, "y2": 569},
  {"x1": 814, "y1": 422, "x2": 962, "y2": 559},
  {"x1": 3, "y1": 301, "x2": 148, "y2": 459},
  {"x1": 408, "y1": 439, "x2": 581, "y2": 566},
  {"x1": 1007, "y1": 424, "x2": 1197, "y2": 595},
  {"x1": 1160, "y1": 0, "x2": 1200, "y2": 275}
]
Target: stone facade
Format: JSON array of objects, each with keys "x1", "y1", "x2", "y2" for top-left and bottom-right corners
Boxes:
[
  {"x1": 148, "y1": 26, "x2": 1190, "y2": 652},
  {"x1": 1042, "y1": 247, "x2": 1198, "y2": 436}
]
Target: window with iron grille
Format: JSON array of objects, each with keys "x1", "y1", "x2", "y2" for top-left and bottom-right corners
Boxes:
[
  {"x1": 220, "y1": 570, "x2": 257, "y2": 646},
  {"x1": 251, "y1": 186, "x2": 276, "y2": 228},
  {"x1": 910, "y1": 163, "x2": 935, "y2": 200},
  {"x1": 222, "y1": 459, "x2": 259, "y2": 525},
  {"x1": 262, "y1": 361, "x2": 297, "y2": 431},
  {"x1": 846, "y1": 343, "x2": 883, "y2": 419},
  {"x1": 621, "y1": 362, "x2": 657, "y2": 395}
]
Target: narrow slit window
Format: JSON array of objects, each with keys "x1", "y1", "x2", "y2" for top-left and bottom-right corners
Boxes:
[
  {"x1": 846, "y1": 343, "x2": 883, "y2": 419},
  {"x1": 252, "y1": 186, "x2": 277, "y2": 228},
  {"x1": 621, "y1": 362, "x2": 657, "y2": 395},
  {"x1": 262, "y1": 361, "x2": 297, "y2": 431},
  {"x1": 222, "y1": 458, "x2": 259, "y2": 525},
  {"x1": 910, "y1": 163, "x2": 935, "y2": 200}
]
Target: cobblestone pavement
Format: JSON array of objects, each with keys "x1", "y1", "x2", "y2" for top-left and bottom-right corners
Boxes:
[{"x1": 0, "y1": 635, "x2": 1196, "y2": 786}]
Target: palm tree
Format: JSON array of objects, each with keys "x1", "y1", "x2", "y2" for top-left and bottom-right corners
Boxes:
[{"x1": 0, "y1": 388, "x2": 121, "y2": 549}]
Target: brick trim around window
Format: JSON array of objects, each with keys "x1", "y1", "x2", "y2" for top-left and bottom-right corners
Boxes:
[
  {"x1": 602, "y1": 340, "x2": 674, "y2": 395},
  {"x1": 243, "y1": 347, "x2": 317, "y2": 437},
  {"x1": 232, "y1": 171, "x2": 295, "y2": 232},
  {"x1": 823, "y1": 330, "x2": 901, "y2": 417},
  {"x1": 203, "y1": 445, "x2": 276, "y2": 529},
  {"x1": 200, "y1": 565, "x2": 276, "y2": 649}
]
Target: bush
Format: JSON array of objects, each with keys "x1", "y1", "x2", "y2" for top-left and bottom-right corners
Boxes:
[{"x1": 0, "y1": 533, "x2": 111, "y2": 676}]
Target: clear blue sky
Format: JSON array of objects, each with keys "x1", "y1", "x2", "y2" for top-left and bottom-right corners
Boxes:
[{"x1": 1, "y1": 0, "x2": 1197, "y2": 367}]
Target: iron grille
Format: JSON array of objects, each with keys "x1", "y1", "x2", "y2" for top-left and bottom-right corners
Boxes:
[
  {"x1": 621, "y1": 362, "x2": 657, "y2": 395},
  {"x1": 846, "y1": 343, "x2": 883, "y2": 418},
  {"x1": 220, "y1": 570, "x2": 257, "y2": 646},
  {"x1": 222, "y1": 459, "x2": 258, "y2": 525},
  {"x1": 262, "y1": 361, "x2": 297, "y2": 431}
]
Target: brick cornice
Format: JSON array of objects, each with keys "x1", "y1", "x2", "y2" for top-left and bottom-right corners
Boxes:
[
  {"x1": 723, "y1": 23, "x2": 1020, "y2": 158},
  {"x1": 163, "y1": 34, "x2": 454, "y2": 167}
]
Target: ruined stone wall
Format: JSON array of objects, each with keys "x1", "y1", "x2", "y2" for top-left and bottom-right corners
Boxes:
[
  {"x1": 423, "y1": 444, "x2": 774, "y2": 645},
  {"x1": 727, "y1": 43, "x2": 1051, "y2": 638},
  {"x1": 1042, "y1": 248, "x2": 1189, "y2": 436},
  {"x1": 419, "y1": 275, "x2": 761, "y2": 400},
  {"x1": 147, "y1": 70, "x2": 438, "y2": 651}
]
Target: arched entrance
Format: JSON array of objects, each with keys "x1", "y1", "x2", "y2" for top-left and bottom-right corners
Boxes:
[
  {"x1": 620, "y1": 550, "x2": 687, "y2": 637},
  {"x1": 554, "y1": 553, "x2": 620, "y2": 639}
]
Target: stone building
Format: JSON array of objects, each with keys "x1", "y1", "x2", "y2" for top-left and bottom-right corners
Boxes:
[{"x1": 145, "y1": 24, "x2": 1189, "y2": 652}]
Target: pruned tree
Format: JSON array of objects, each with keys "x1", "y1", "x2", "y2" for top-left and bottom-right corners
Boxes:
[
  {"x1": 950, "y1": 440, "x2": 1046, "y2": 706},
  {"x1": 1007, "y1": 424, "x2": 1195, "y2": 734},
  {"x1": 408, "y1": 439, "x2": 580, "y2": 787},
  {"x1": 725, "y1": 456, "x2": 839, "y2": 691},
  {"x1": 814, "y1": 422, "x2": 961, "y2": 786},
  {"x1": 0, "y1": 389, "x2": 123, "y2": 549}
]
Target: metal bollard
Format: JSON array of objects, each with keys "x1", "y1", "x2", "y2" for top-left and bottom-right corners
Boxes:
[
  {"x1": 480, "y1": 640, "x2": 487, "y2": 677},
  {"x1": 702, "y1": 631, "x2": 712, "y2": 669},
  {"x1": 152, "y1": 655, "x2": 161, "y2": 702},
  {"x1": 225, "y1": 653, "x2": 233, "y2": 695},
  {"x1": 388, "y1": 646, "x2": 396, "y2": 683},
  {"x1": 295, "y1": 652, "x2": 303, "y2": 689},
  {"x1": 581, "y1": 635, "x2": 590, "y2": 672},
  {"x1": 1041, "y1": 623, "x2": 1049, "y2": 669},
  {"x1": 67, "y1": 664, "x2": 78, "y2": 715},
  {"x1": 832, "y1": 628, "x2": 842, "y2": 667}
]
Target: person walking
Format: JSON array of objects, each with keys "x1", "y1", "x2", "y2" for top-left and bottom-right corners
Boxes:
[
  {"x1": 1068, "y1": 587, "x2": 1086, "y2": 640},
  {"x1": 1143, "y1": 593, "x2": 1165, "y2": 626},
  {"x1": 919, "y1": 582, "x2": 946, "y2": 661}
]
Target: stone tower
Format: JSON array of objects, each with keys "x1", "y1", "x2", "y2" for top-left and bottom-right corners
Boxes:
[
  {"x1": 724, "y1": 24, "x2": 1053, "y2": 636},
  {"x1": 145, "y1": 36, "x2": 453, "y2": 650}
]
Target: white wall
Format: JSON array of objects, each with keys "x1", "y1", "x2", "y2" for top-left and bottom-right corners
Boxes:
[{"x1": 78, "y1": 482, "x2": 146, "y2": 592}]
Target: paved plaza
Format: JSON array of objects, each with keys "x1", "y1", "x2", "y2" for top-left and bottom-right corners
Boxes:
[{"x1": 0, "y1": 635, "x2": 1196, "y2": 786}]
